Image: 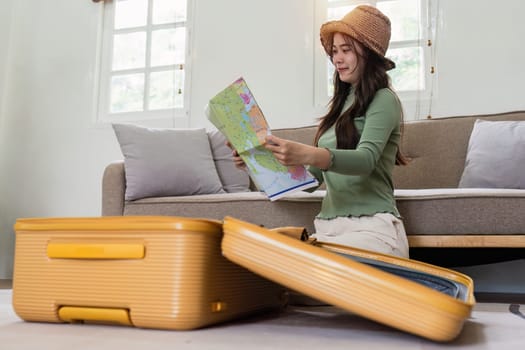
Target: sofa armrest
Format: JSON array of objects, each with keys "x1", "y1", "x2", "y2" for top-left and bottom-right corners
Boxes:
[{"x1": 102, "y1": 160, "x2": 126, "y2": 216}]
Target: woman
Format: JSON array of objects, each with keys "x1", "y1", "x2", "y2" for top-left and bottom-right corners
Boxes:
[{"x1": 234, "y1": 5, "x2": 410, "y2": 258}]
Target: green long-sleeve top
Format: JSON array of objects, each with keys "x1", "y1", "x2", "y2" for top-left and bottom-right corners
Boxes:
[{"x1": 308, "y1": 88, "x2": 402, "y2": 219}]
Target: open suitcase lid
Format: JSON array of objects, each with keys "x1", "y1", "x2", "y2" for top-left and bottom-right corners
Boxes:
[{"x1": 221, "y1": 216, "x2": 475, "y2": 342}]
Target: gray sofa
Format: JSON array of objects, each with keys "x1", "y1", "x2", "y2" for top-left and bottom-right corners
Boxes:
[{"x1": 102, "y1": 111, "x2": 525, "y2": 248}]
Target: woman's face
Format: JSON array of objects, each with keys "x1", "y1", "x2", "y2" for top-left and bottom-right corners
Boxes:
[{"x1": 331, "y1": 32, "x2": 363, "y2": 85}]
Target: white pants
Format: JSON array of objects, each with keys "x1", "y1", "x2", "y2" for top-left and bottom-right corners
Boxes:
[{"x1": 312, "y1": 213, "x2": 409, "y2": 258}]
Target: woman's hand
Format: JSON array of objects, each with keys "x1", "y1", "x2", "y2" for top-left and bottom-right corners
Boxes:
[
  {"x1": 226, "y1": 141, "x2": 247, "y2": 170},
  {"x1": 264, "y1": 135, "x2": 332, "y2": 169},
  {"x1": 264, "y1": 135, "x2": 306, "y2": 166}
]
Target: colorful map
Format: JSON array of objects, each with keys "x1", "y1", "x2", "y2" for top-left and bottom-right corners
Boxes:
[{"x1": 207, "y1": 77, "x2": 318, "y2": 201}]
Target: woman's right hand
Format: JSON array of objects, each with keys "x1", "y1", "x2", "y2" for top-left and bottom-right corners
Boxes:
[{"x1": 227, "y1": 141, "x2": 247, "y2": 170}]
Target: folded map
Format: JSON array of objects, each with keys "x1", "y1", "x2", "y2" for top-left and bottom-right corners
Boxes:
[{"x1": 206, "y1": 77, "x2": 318, "y2": 201}]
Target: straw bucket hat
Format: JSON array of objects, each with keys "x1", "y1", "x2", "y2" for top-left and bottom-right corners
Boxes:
[{"x1": 320, "y1": 5, "x2": 395, "y2": 70}]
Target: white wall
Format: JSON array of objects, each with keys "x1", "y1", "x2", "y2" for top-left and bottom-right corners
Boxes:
[
  {"x1": 0, "y1": 0, "x2": 123, "y2": 278},
  {"x1": 0, "y1": 0, "x2": 13, "y2": 103},
  {"x1": 0, "y1": 0, "x2": 15, "y2": 278},
  {"x1": 0, "y1": 0, "x2": 524, "y2": 278},
  {"x1": 430, "y1": 0, "x2": 525, "y2": 117},
  {"x1": 189, "y1": 0, "x2": 319, "y2": 129}
]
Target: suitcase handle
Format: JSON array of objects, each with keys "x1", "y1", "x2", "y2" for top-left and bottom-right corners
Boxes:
[
  {"x1": 270, "y1": 227, "x2": 308, "y2": 241},
  {"x1": 47, "y1": 243, "x2": 145, "y2": 259},
  {"x1": 58, "y1": 306, "x2": 132, "y2": 326}
]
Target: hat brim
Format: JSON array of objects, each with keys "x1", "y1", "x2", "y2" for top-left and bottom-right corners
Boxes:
[{"x1": 320, "y1": 21, "x2": 396, "y2": 71}]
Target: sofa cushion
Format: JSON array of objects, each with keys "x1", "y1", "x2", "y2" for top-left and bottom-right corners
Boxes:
[
  {"x1": 123, "y1": 191, "x2": 323, "y2": 234},
  {"x1": 121, "y1": 188, "x2": 525, "y2": 237},
  {"x1": 208, "y1": 129, "x2": 251, "y2": 193},
  {"x1": 113, "y1": 123, "x2": 224, "y2": 200},
  {"x1": 395, "y1": 188, "x2": 525, "y2": 235},
  {"x1": 459, "y1": 119, "x2": 525, "y2": 189}
]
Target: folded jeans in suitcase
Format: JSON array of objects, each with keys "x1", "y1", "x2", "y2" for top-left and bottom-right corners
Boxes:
[
  {"x1": 221, "y1": 216, "x2": 475, "y2": 342},
  {"x1": 12, "y1": 216, "x2": 286, "y2": 330}
]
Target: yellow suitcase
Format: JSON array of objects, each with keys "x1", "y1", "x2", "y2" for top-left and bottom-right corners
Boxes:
[
  {"x1": 222, "y1": 216, "x2": 475, "y2": 342},
  {"x1": 12, "y1": 216, "x2": 286, "y2": 330}
]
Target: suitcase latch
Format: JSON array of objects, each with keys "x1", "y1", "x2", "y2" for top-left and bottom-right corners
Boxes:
[{"x1": 211, "y1": 301, "x2": 227, "y2": 312}]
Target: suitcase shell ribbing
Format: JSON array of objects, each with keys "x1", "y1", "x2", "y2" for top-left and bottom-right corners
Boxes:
[
  {"x1": 222, "y1": 216, "x2": 475, "y2": 342},
  {"x1": 12, "y1": 216, "x2": 286, "y2": 330}
]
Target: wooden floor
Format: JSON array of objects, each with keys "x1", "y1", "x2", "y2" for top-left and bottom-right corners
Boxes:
[{"x1": 0, "y1": 280, "x2": 12, "y2": 289}]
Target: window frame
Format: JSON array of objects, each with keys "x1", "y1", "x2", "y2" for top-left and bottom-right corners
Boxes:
[
  {"x1": 93, "y1": 0, "x2": 194, "y2": 125},
  {"x1": 314, "y1": 0, "x2": 434, "y2": 117}
]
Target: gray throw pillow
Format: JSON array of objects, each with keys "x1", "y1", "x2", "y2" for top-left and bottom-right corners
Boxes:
[
  {"x1": 208, "y1": 129, "x2": 251, "y2": 193},
  {"x1": 112, "y1": 123, "x2": 225, "y2": 200},
  {"x1": 459, "y1": 119, "x2": 525, "y2": 189}
]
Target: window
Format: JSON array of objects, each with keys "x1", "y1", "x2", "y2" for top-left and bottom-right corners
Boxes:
[
  {"x1": 315, "y1": 0, "x2": 435, "y2": 117},
  {"x1": 96, "y1": 0, "x2": 192, "y2": 124}
]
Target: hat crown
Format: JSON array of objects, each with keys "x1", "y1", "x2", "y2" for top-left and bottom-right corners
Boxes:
[
  {"x1": 319, "y1": 5, "x2": 395, "y2": 70},
  {"x1": 341, "y1": 5, "x2": 391, "y2": 56}
]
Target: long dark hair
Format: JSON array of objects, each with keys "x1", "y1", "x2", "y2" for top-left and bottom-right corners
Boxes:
[{"x1": 314, "y1": 36, "x2": 408, "y2": 166}]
